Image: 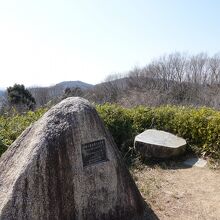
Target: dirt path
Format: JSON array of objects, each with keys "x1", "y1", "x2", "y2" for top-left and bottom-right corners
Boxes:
[{"x1": 132, "y1": 162, "x2": 220, "y2": 220}]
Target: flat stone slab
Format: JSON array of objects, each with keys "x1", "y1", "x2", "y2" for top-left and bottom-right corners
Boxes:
[
  {"x1": 183, "y1": 157, "x2": 207, "y2": 168},
  {"x1": 134, "y1": 129, "x2": 186, "y2": 159}
]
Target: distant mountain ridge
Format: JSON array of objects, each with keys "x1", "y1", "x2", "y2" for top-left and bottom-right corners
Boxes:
[
  {"x1": 55, "y1": 81, "x2": 93, "y2": 90},
  {"x1": 0, "y1": 80, "x2": 94, "y2": 108},
  {"x1": 28, "y1": 80, "x2": 94, "y2": 107}
]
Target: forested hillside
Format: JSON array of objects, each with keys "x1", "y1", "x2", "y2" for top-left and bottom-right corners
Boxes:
[
  {"x1": 1, "y1": 53, "x2": 220, "y2": 110},
  {"x1": 87, "y1": 53, "x2": 220, "y2": 108}
]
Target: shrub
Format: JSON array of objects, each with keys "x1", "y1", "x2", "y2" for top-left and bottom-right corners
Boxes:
[
  {"x1": 97, "y1": 105, "x2": 220, "y2": 159},
  {"x1": 96, "y1": 104, "x2": 134, "y2": 154},
  {"x1": 0, "y1": 108, "x2": 47, "y2": 156},
  {"x1": 1, "y1": 104, "x2": 220, "y2": 160}
]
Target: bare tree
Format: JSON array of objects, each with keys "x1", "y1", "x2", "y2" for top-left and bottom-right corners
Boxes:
[
  {"x1": 86, "y1": 52, "x2": 220, "y2": 108},
  {"x1": 209, "y1": 53, "x2": 220, "y2": 84}
]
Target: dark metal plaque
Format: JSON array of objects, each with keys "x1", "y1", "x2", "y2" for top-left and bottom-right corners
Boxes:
[{"x1": 81, "y1": 139, "x2": 108, "y2": 167}]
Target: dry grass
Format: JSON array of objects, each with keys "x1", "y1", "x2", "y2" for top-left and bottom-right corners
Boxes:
[{"x1": 130, "y1": 161, "x2": 220, "y2": 220}]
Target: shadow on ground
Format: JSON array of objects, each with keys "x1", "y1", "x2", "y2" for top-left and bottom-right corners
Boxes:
[
  {"x1": 144, "y1": 201, "x2": 160, "y2": 220},
  {"x1": 139, "y1": 153, "x2": 207, "y2": 170}
]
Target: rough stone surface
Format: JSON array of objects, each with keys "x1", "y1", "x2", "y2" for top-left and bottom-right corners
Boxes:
[
  {"x1": 134, "y1": 129, "x2": 186, "y2": 159},
  {"x1": 0, "y1": 97, "x2": 153, "y2": 220}
]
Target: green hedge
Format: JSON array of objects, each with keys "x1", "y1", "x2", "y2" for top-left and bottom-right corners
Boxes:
[
  {"x1": 1, "y1": 104, "x2": 220, "y2": 160},
  {"x1": 97, "y1": 104, "x2": 220, "y2": 159},
  {"x1": 0, "y1": 108, "x2": 47, "y2": 155}
]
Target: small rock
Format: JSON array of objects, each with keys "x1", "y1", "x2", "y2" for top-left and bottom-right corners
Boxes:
[
  {"x1": 134, "y1": 129, "x2": 186, "y2": 159},
  {"x1": 183, "y1": 157, "x2": 207, "y2": 168}
]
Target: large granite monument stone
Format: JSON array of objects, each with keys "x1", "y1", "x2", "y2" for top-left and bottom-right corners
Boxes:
[{"x1": 0, "y1": 98, "x2": 152, "y2": 220}]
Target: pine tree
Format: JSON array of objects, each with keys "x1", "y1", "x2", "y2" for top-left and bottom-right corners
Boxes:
[{"x1": 7, "y1": 84, "x2": 36, "y2": 111}]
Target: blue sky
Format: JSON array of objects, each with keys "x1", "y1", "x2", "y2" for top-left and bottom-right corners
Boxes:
[{"x1": 0, "y1": 0, "x2": 220, "y2": 88}]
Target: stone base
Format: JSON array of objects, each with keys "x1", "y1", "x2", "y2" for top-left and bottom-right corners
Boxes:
[{"x1": 134, "y1": 129, "x2": 186, "y2": 159}]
